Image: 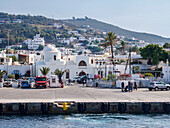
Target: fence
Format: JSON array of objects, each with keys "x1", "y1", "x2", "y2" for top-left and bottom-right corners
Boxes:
[{"x1": 86, "y1": 79, "x2": 115, "y2": 88}]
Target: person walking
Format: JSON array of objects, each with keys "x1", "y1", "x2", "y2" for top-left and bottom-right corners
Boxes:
[
  {"x1": 121, "y1": 82, "x2": 124, "y2": 92},
  {"x1": 128, "y1": 81, "x2": 131, "y2": 92},
  {"x1": 83, "y1": 79, "x2": 86, "y2": 87},
  {"x1": 134, "y1": 82, "x2": 137, "y2": 90},
  {"x1": 68, "y1": 79, "x2": 71, "y2": 86}
]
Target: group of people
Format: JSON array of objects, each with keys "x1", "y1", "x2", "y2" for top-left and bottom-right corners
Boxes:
[{"x1": 121, "y1": 81, "x2": 137, "y2": 92}]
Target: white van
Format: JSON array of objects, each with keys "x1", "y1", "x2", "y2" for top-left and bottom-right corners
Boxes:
[{"x1": 49, "y1": 75, "x2": 60, "y2": 88}]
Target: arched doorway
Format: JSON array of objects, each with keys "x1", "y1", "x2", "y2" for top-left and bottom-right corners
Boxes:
[
  {"x1": 78, "y1": 60, "x2": 87, "y2": 66},
  {"x1": 79, "y1": 71, "x2": 86, "y2": 76},
  {"x1": 11, "y1": 70, "x2": 22, "y2": 79}
]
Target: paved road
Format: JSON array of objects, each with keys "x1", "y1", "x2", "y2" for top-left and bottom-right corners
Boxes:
[{"x1": 0, "y1": 83, "x2": 169, "y2": 103}]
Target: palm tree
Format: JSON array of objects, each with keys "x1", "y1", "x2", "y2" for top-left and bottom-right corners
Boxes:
[
  {"x1": 101, "y1": 32, "x2": 119, "y2": 63},
  {"x1": 40, "y1": 67, "x2": 50, "y2": 76},
  {"x1": 120, "y1": 41, "x2": 126, "y2": 54},
  {"x1": 0, "y1": 69, "x2": 7, "y2": 82},
  {"x1": 54, "y1": 69, "x2": 68, "y2": 78},
  {"x1": 54, "y1": 69, "x2": 68, "y2": 83}
]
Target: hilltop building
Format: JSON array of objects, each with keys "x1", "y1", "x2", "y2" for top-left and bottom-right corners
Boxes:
[{"x1": 27, "y1": 34, "x2": 45, "y2": 50}]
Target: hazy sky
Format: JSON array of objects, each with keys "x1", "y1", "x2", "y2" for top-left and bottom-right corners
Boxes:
[{"x1": 0, "y1": 0, "x2": 170, "y2": 37}]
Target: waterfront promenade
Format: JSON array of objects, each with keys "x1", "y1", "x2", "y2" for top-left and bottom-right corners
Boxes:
[{"x1": 0, "y1": 83, "x2": 169, "y2": 103}]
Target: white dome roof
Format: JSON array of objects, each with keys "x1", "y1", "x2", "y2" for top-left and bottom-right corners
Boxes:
[{"x1": 43, "y1": 44, "x2": 60, "y2": 52}]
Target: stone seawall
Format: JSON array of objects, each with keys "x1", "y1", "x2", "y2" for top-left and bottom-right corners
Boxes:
[{"x1": 0, "y1": 102, "x2": 170, "y2": 115}]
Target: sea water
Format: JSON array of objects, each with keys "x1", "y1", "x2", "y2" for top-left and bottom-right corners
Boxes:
[{"x1": 0, "y1": 114, "x2": 169, "y2": 128}]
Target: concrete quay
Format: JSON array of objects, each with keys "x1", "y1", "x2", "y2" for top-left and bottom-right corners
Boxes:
[{"x1": 0, "y1": 83, "x2": 169, "y2": 114}]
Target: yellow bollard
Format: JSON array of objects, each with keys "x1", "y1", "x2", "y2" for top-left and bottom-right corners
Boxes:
[
  {"x1": 54, "y1": 102, "x2": 74, "y2": 111},
  {"x1": 62, "y1": 103, "x2": 69, "y2": 111}
]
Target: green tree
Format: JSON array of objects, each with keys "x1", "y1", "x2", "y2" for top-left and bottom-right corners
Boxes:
[
  {"x1": 144, "y1": 73, "x2": 154, "y2": 77},
  {"x1": 163, "y1": 43, "x2": 170, "y2": 48},
  {"x1": 131, "y1": 45, "x2": 139, "y2": 53},
  {"x1": 140, "y1": 44, "x2": 168, "y2": 65},
  {"x1": 9, "y1": 55, "x2": 17, "y2": 61},
  {"x1": 101, "y1": 32, "x2": 119, "y2": 63},
  {"x1": 38, "y1": 45, "x2": 44, "y2": 51},
  {"x1": 87, "y1": 46, "x2": 101, "y2": 53},
  {"x1": 0, "y1": 69, "x2": 6, "y2": 82},
  {"x1": 40, "y1": 67, "x2": 50, "y2": 76}
]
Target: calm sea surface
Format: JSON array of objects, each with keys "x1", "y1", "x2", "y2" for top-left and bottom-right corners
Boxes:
[{"x1": 0, "y1": 114, "x2": 169, "y2": 128}]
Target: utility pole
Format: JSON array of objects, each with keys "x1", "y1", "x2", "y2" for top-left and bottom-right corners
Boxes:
[{"x1": 7, "y1": 30, "x2": 9, "y2": 86}]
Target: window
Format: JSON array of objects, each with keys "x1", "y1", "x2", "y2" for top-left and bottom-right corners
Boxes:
[
  {"x1": 91, "y1": 59, "x2": 93, "y2": 64},
  {"x1": 54, "y1": 55, "x2": 56, "y2": 60},
  {"x1": 66, "y1": 72, "x2": 69, "y2": 79},
  {"x1": 52, "y1": 78, "x2": 56, "y2": 83},
  {"x1": 78, "y1": 60, "x2": 87, "y2": 66},
  {"x1": 108, "y1": 71, "x2": 112, "y2": 75}
]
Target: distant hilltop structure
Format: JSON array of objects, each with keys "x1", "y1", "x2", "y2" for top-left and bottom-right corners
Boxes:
[{"x1": 23, "y1": 34, "x2": 45, "y2": 50}]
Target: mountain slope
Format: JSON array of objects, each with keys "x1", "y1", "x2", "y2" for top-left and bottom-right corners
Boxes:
[{"x1": 63, "y1": 18, "x2": 170, "y2": 43}]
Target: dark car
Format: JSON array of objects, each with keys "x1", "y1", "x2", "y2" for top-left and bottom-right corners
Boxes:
[
  {"x1": 71, "y1": 76, "x2": 81, "y2": 83},
  {"x1": 77, "y1": 76, "x2": 86, "y2": 84}
]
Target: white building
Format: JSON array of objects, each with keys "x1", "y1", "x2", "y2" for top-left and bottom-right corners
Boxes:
[
  {"x1": 28, "y1": 34, "x2": 45, "y2": 50},
  {"x1": 162, "y1": 64, "x2": 170, "y2": 83},
  {"x1": 35, "y1": 45, "x2": 131, "y2": 79},
  {"x1": 67, "y1": 31, "x2": 79, "y2": 36},
  {"x1": 13, "y1": 19, "x2": 22, "y2": 23},
  {"x1": 79, "y1": 37, "x2": 86, "y2": 41},
  {"x1": 53, "y1": 23, "x2": 64, "y2": 28}
]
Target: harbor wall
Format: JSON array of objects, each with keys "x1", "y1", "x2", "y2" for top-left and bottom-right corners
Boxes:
[{"x1": 0, "y1": 102, "x2": 169, "y2": 115}]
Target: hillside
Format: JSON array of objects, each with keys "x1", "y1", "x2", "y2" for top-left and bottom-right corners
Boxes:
[
  {"x1": 0, "y1": 12, "x2": 78, "y2": 47},
  {"x1": 63, "y1": 18, "x2": 170, "y2": 43}
]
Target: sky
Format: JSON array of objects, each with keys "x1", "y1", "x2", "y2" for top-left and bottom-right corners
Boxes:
[{"x1": 0, "y1": 0, "x2": 170, "y2": 38}]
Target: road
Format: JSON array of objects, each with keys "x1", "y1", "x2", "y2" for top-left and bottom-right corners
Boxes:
[{"x1": 0, "y1": 83, "x2": 169, "y2": 103}]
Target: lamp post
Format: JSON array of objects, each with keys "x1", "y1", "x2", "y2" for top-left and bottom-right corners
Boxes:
[{"x1": 105, "y1": 59, "x2": 107, "y2": 78}]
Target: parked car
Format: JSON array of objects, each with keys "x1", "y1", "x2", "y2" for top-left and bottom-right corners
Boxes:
[
  {"x1": 71, "y1": 76, "x2": 81, "y2": 83},
  {"x1": 3, "y1": 79, "x2": 12, "y2": 87},
  {"x1": 21, "y1": 80, "x2": 31, "y2": 88},
  {"x1": 77, "y1": 76, "x2": 86, "y2": 84},
  {"x1": 148, "y1": 81, "x2": 170, "y2": 91}
]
